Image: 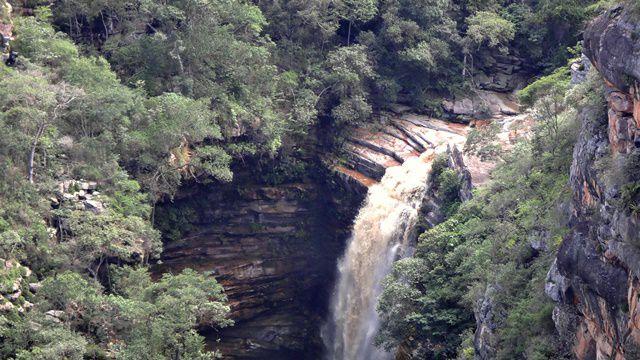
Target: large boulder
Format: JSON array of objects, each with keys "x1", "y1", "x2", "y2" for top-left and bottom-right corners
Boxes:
[{"x1": 583, "y1": 5, "x2": 640, "y2": 93}]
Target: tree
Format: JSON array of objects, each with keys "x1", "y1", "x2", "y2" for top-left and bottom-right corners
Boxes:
[
  {"x1": 100, "y1": 0, "x2": 289, "y2": 155},
  {"x1": 461, "y1": 11, "x2": 515, "y2": 79},
  {"x1": 376, "y1": 216, "x2": 475, "y2": 359},
  {"x1": 125, "y1": 93, "x2": 231, "y2": 200},
  {"x1": 0, "y1": 72, "x2": 81, "y2": 183},
  {"x1": 323, "y1": 45, "x2": 376, "y2": 124},
  {"x1": 519, "y1": 67, "x2": 572, "y2": 155},
  {"x1": 14, "y1": 327, "x2": 88, "y2": 360},
  {"x1": 109, "y1": 267, "x2": 233, "y2": 359},
  {"x1": 60, "y1": 56, "x2": 142, "y2": 140},
  {"x1": 1, "y1": 268, "x2": 233, "y2": 359},
  {"x1": 362, "y1": 0, "x2": 460, "y2": 107},
  {"x1": 463, "y1": 11, "x2": 515, "y2": 59},
  {"x1": 334, "y1": 0, "x2": 378, "y2": 45},
  {"x1": 27, "y1": 83, "x2": 79, "y2": 184},
  {"x1": 376, "y1": 66, "x2": 603, "y2": 358},
  {"x1": 12, "y1": 12, "x2": 79, "y2": 67},
  {"x1": 55, "y1": 209, "x2": 161, "y2": 279}
]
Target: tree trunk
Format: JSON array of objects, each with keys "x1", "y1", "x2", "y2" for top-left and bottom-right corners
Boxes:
[
  {"x1": 100, "y1": 11, "x2": 109, "y2": 40},
  {"x1": 28, "y1": 122, "x2": 46, "y2": 184},
  {"x1": 463, "y1": 54, "x2": 467, "y2": 77}
]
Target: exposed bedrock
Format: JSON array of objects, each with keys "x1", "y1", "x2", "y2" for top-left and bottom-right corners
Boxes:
[
  {"x1": 471, "y1": 49, "x2": 530, "y2": 93},
  {"x1": 583, "y1": 5, "x2": 640, "y2": 94},
  {"x1": 328, "y1": 112, "x2": 477, "y2": 187},
  {"x1": 155, "y1": 173, "x2": 362, "y2": 359},
  {"x1": 156, "y1": 110, "x2": 483, "y2": 359},
  {"x1": 546, "y1": 5, "x2": 640, "y2": 359},
  {"x1": 328, "y1": 95, "x2": 529, "y2": 195}
]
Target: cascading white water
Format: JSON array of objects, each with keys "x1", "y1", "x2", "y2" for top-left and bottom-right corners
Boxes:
[{"x1": 322, "y1": 149, "x2": 440, "y2": 360}]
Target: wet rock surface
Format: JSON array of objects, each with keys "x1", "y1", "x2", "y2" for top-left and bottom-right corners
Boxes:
[
  {"x1": 157, "y1": 88, "x2": 530, "y2": 359},
  {"x1": 331, "y1": 113, "x2": 474, "y2": 184}
]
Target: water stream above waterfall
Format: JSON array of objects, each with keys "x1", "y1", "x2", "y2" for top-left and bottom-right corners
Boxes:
[{"x1": 322, "y1": 148, "x2": 441, "y2": 360}]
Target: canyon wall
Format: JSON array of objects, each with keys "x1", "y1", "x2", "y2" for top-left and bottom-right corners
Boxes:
[
  {"x1": 155, "y1": 166, "x2": 364, "y2": 359},
  {"x1": 156, "y1": 111, "x2": 482, "y2": 359},
  {"x1": 546, "y1": 5, "x2": 640, "y2": 359}
]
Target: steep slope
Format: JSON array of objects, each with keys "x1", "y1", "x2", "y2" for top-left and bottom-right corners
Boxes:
[
  {"x1": 546, "y1": 5, "x2": 640, "y2": 359},
  {"x1": 154, "y1": 170, "x2": 356, "y2": 359},
  {"x1": 155, "y1": 92, "x2": 528, "y2": 358}
]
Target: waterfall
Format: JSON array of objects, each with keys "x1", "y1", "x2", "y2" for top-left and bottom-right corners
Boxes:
[{"x1": 322, "y1": 148, "x2": 440, "y2": 360}]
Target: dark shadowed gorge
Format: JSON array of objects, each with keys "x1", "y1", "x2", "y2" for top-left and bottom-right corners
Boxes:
[{"x1": 1, "y1": 1, "x2": 640, "y2": 360}]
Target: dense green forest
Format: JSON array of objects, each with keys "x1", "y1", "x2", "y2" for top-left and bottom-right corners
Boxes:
[{"x1": 0, "y1": 0, "x2": 634, "y2": 359}]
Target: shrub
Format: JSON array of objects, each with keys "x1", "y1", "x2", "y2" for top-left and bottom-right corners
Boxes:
[
  {"x1": 619, "y1": 182, "x2": 640, "y2": 215},
  {"x1": 437, "y1": 168, "x2": 463, "y2": 216},
  {"x1": 519, "y1": 68, "x2": 571, "y2": 108}
]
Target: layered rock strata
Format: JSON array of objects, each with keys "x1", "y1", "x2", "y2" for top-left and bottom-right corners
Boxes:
[{"x1": 156, "y1": 179, "x2": 347, "y2": 359}]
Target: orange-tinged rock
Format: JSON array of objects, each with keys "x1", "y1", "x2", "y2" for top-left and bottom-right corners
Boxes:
[
  {"x1": 333, "y1": 165, "x2": 377, "y2": 188},
  {"x1": 471, "y1": 119, "x2": 491, "y2": 128},
  {"x1": 582, "y1": 181, "x2": 594, "y2": 206},
  {"x1": 609, "y1": 91, "x2": 634, "y2": 113},
  {"x1": 607, "y1": 109, "x2": 636, "y2": 154},
  {"x1": 608, "y1": 109, "x2": 620, "y2": 152},
  {"x1": 629, "y1": 284, "x2": 640, "y2": 342},
  {"x1": 574, "y1": 322, "x2": 595, "y2": 360},
  {"x1": 634, "y1": 98, "x2": 640, "y2": 128}
]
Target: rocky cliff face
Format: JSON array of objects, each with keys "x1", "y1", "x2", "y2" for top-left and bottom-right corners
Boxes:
[
  {"x1": 546, "y1": 5, "x2": 640, "y2": 359},
  {"x1": 331, "y1": 103, "x2": 526, "y2": 189},
  {"x1": 156, "y1": 89, "x2": 527, "y2": 359},
  {"x1": 472, "y1": 50, "x2": 530, "y2": 93},
  {"x1": 155, "y1": 170, "x2": 361, "y2": 359}
]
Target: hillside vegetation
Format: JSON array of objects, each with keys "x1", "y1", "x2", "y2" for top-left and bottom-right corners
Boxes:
[{"x1": 0, "y1": 0, "x2": 618, "y2": 358}]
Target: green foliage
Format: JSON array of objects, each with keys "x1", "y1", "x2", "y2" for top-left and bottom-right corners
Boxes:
[
  {"x1": 105, "y1": 177, "x2": 152, "y2": 219},
  {"x1": 324, "y1": 45, "x2": 376, "y2": 125},
  {"x1": 256, "y1": 151, "x2": 308, "y2": 186},
  {"x1": 365, "y1": 0, "x2": 461, "y2": 106},
  {"x1": 153, "y1": 204, "x2": 197, "y2": 243},
  {"x1": 619, "y1": 182, "x2": 640, "y2": 215},
  {"x1": 14, "y1": 327, "x2": 88, "y2": 360},
  {"x1": 437, "y1": 168, "x2": 463, "y2": 216},
  {"x1": 55, "y1": 208, "x2": 162, "y2": 277},
  {"x1": 12, "y1": 13, "x2": 78, "y2": 67},
  {"x1": 0, "y1": 0, "x2": 610, "y2": 358},
  {"x1": 429, "y1": 155, "x2": 464, "y2": 216},
  {"x1": 496, "y1": 292, "x2": 557, "y2": 360},
  {"x1": 377, "y1": 64, "x2": 603, "y2": 359},
  {"x1": 465, "y1": 122, "x2": 503, "y2": 160},
  {"x1": 519, "y1": 68, "x2": 571, "y2": 108},
  {"x1": 0, "y1": 13, "x2": 235, "y2": 358},
  {"x1": 127, "y1": 92, "x2": 232, "y2": 199},
  {"x1": 624, "y1": 151, "x2": 640, "y2": 179},
  {"x1": 108, "y1": 267, "x2": 233, "y2": 359},
  {"x1": 464, "y1": 11, "x2": 516, "y2": 54},
  {"x1": 605, "y1": 151, "x2": 640, "y2": 215},
  {"x1": 335, "y1": 0, "x2": 378, "y2": 24},
  {"x1": 1, "y1": 269, "x2": 232, "y2": 359}
]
